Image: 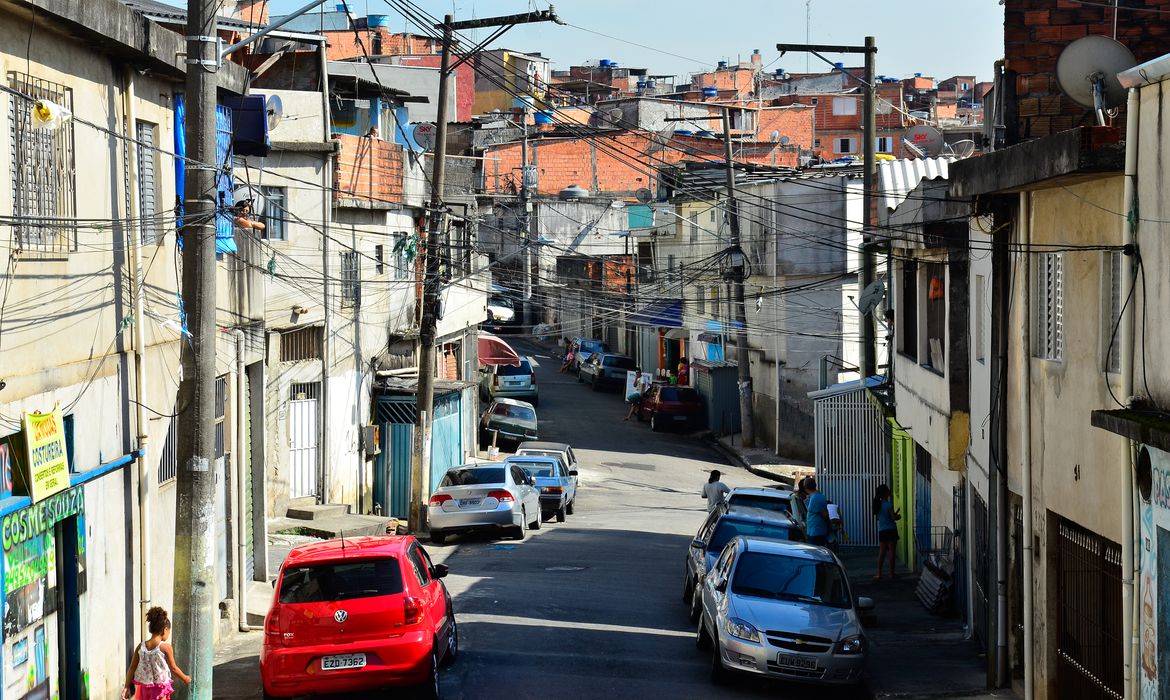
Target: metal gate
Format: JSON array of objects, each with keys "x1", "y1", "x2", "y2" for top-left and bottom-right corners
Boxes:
[
  {"x1": 914, "y1": 443, "x2": 933, "y2": 571},
  {"x1": 1056, "y1": 518, "x2": 1123, "y2": 700},
  {"x1": 971, "y1": 490, "x2": 990, "y2": 648},
  {"x1": 813, "y1": 387, "x2": 888, "y2": 546},
  {"x1": 431, "y1": 392, "x2": 463, "y2": 491},
  {"x1": 288, "y1": 382, "x2": 320, "y2": 499},
  {"x1": 244, "y1": 375, "x2": 254, "y2": 583},
  {"x1": 890, "y1": 419, "x2": 916, "y2": 568}
]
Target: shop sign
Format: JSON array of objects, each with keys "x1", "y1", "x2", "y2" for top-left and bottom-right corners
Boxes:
[{"x1": 21, "y1": 408, "x2": 68, "y2": 503}]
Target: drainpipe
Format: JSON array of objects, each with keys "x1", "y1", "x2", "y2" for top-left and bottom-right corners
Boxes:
[
  {"x1": 1018, "y1": 190, "x2": 1034, "y2": 700},
  {"x1": 1120, "y1": 86, "x2": 1139, "y2": 700},
  {"x1": 123, "y1": 67, "x2": 152, "y2": 628},
  {"x1": 319, "y1": 44, "x2": 333, "y2": 504},
  {"x1": 233, "y1": 330, "x2": 249, "y2": 632}
]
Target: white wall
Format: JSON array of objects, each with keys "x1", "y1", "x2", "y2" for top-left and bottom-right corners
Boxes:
[{"x1": 968, "y1": 217, "x2": 993, "y2": 500}]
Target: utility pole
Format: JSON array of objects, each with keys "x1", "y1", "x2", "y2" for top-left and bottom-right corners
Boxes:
[
  {"x1": 776, "y1": 39, "x2": 879, "y2": 378},
  {"x1": 722, "y1": 107, "x2": 755, "y2": 447},
  {"x1": 173, "y1": 0, "x2": 221, "y2": 696},
  {"x1": 520, "y1": 104, "x2": 533, "y2": 329},
  {"x1": 411, "y1": 8, "x2": 562, "y2": 534}
]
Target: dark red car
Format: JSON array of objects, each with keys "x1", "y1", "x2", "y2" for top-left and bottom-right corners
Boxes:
[
  {"x1": 637, "y1": 384, "x2": 705, "y2": 431},
  {"x1": 260, "y1": 535, "x2": 457, "y2": 699}
]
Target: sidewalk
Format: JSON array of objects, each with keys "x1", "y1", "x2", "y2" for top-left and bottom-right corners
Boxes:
[{"x1": 707, "y1": 432, "x2": 814, "y2": 487}]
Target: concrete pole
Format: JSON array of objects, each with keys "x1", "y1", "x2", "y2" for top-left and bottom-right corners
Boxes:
[
  {"x1": 521, "y1": 105, "x2": 532, "y2": 329},
  {"x1": 861, "y1": 35, "x2": 877, "y2": 378},
  {"x1": 722, "y1": 107, "x2": 754, "y2": 447},
  {"x1": 172, "y1": 0, "x2": 221, "y2": 696}
]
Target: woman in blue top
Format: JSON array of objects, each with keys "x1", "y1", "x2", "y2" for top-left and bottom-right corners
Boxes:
[{"x1": 873, "y1": 484, "x2": 901, "y2": 579}]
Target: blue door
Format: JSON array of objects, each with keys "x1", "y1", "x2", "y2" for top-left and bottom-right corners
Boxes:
[
  {"x1": 431, "y1": 393, "x2": 462, "y2": 491},
  {"x1": 914, "y1": 444, "x2": 932, "y2": 571},
  {"x1": 388, "y1": 423, "x2": 414, "y2": 519}
]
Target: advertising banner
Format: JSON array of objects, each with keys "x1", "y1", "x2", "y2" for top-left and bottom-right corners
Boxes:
[{"x1": 21, "y1": 409, "x2": 68, "y2": 504}]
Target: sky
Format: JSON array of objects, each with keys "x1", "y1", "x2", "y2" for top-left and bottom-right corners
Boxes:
[{"x1": 253, "y1": 0, "x2": 1006, "y2": 83}]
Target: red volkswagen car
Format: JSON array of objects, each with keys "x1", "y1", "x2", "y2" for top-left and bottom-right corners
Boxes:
[
  {"x1": 260, "y1": 535, "x2": 457, "y2": 699},
  {"x1": 637, "y1": 384, "x2": 705, "y2": 431}
]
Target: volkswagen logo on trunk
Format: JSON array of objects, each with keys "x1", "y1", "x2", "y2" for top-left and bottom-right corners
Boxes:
[{"x1": 334, "y1": 609, "x2": 348, "y2": 623}]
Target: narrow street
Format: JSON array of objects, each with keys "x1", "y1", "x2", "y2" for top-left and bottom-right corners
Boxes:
[{"x1": 433, "y1": 340, "x2": 863, "y2": 699}]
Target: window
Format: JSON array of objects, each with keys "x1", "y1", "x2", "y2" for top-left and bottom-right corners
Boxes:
[
  {"x1": 832, "y1": 97, "x2": 857, "y2": 115},
  {"x1": 279, "y1": 559, "x2": 404, "y2": 603},
  {"x1": 407, "y1": 546, "x2": 431, "y2": 586},
  {"x1": 813, "y1": 138, "x2": 821, "y2": 148},
  {"x1": 375, "y1": 244, "x2": 385, "y2": 274},
  {"x1": 1034, "y1": 253, "x2": 1064, "y2": 361},
  {"x1": 392, "y1": 232, "x2": 411, "y2": 280},
  {"x1": 925, "y1": 262, "x2": 945, "y2": 369},
  {"x1": 340, "y1": 250, "x2": 360, "y2": 309},
  {"x1": 63, "y1": 413, "x2": 75, "y2": 473},
  {"x1": 975, "y1": 274, "x2": 986, "y2": 364},
  {"x1": 1105, "y1": 251, "x2": 1122, "y2": 373},
  {"x1": 689, "y1": 218, "x2": 700, "y2": 243},
  {"x1": 810, "y1": 97, "x2": 819, "y2": 106},
  {"x1": 667, "y1": 254, "x2": 677, "y2": 283},
  {"x1": 961, "y1": 82, "x2": 970, "y2": 91},
  {"x1": 158, "y1": 418, "x2": 178, "y2": 485},
  {"x1": 9, "y1": 72, "x2": 76, "y2": 255},
  {"x1": 261, "y1": 186, "x2": 287, "y2": 240},
  {"x1": 214, "y1": 375, "x2": 227, "y2": 459},
  {"x1": 696, "y1": 285, "x2": 706, "y2": 314},
  {"x1": 280, "y1": 326, "x2": 323, "y2": 362},
  {"x1": 835, "y1": 137, "x2": 856, "y2": 154},
  {"x1": 439, "y1": 467, "x2": 505, "y2": 486},
  {"x1": 136, "y1": 121, "x2": 159, "y2": 245},
  {"x1": 898, "y1": 260, "x2": 918, "y2": 357},
  {"x1": 731, "y1": 552, "x2": 850, "y2": 608},
  {"x1": 876, "y1": 136, "x2": 894, "y2": 153}
]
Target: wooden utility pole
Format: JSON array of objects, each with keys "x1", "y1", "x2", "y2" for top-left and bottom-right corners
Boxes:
[
  {"x1": 721, "y1": 107, "x2": 755, "y2": 447},
  {"x1": 411, "y1": 8, "x2": 562, "y2": 534},
  {"x1": 172, "y1": 0, "x2": 221, "y2": 696}
]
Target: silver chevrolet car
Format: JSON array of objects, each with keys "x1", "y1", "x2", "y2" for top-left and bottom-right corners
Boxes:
[
  {"x1": 427, "y1": 463, "x2": 541, "y2": 544},
  {"x1": 696, "y1": 537, "x2": 872, "y2": 688}
]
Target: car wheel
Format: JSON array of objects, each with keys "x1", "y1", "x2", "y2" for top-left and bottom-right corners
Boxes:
[
  {"x1": 682, "y1": 574, "x2": 694, "y2": 604},
  {"x1": 650, "y1": 413, "x2": 660, "y2": 432},
  {"x1": 710, "y1": 638, "x2": 730, "y2": 685},
  {"x1": 531, "y1": 396, "x2": 540, "y2": 407},
  {"x1": 441, "y1": 609, "x2": 458, "y2": 667},
  {"x1": 688, "y1": 584, "x2": 703, "y2": 623},
  {"x1": 566, "y1": 500, "x2": 575, "y2": 516},
  {"x1": 431, "y1": 531, "x2": 446, "y2": 545},
  {"x1": 529, "y1": 508, "x2": 541, "y2": 530},
  {"x1": 418, "y1": 643, "x2": 441, "y2": 699},
  {"x1": 513, "y1": 509, "x2": 527, "y2": 540},
  {"x1": 695, "y1": 615, "x2": 713, "y2": 652},
  {"x1": 591, "y1": 376, "x2": 600, "y2": 391},
  {"x1": 556, "y1": 505, "x2": 566, "y2": 523}
]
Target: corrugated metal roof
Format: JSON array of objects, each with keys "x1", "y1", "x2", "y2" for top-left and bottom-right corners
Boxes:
[{"x1": 878, "y1": 157, "x2": 953, "y2": 213}]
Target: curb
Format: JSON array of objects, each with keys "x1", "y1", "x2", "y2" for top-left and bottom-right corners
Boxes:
[{"x1": 704, "y1": 437, "x2": 792, "y2": 485}]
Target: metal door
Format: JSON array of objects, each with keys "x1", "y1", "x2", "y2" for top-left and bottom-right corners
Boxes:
[
  {"x1": 914, "y1": 443, "x2": 932, "y2": 571},
  {"x1": 972, "y1": 490, "x2": 990, "y2": 649},
  {"x1": 243, "y1": 376, "x2": 254, "y2": 583},
  {"x1": 387, "y1": 423, "x2": 414, "y2": 519},
  {"x1": 431, "y1": 393, "x2": 462, "y2": 491},
  {"x1": 1055, "y1": 517, "x2": 1123, "y2": 699},
  {"x1": 890, "y1": 419, "x2": 916, "y2": 569},
  {"x1": 215, "y1": 376, "x2": 228, "y2": 598},
  {"x1": 813, "y1": 388, "x2": 887, "y2": 546},
  {"x1": 288, "y1": 383, "x2": 320, "y2": 499}
]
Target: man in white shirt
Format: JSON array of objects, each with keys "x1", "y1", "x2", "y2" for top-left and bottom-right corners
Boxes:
[{"x1": 702, "y1": 470, "x2": 731, "y2": 513}]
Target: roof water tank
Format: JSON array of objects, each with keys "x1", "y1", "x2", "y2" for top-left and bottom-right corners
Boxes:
[
  {"x1": 696, "y1": 130, "x2": 715, "y2": 138},
  {"x1": 367, "y1": 14, "x2": 391, "y2": 27},
  {"x1": 717, "y1": 60, "x2": 728, "y2": 70},
  {"x1": 834, "y1": 62, "x2": 844, "y2": 70},
  {"x1": 636, "y1": 81, "x2": 648, "y2": 89},
  {"x1": 774, "y1": 68, "x2": 785, "y2": 77},
  {"x1": 599, "y1": 59, "x2": 613, "y2": 67},
  {"x1": 534, "y1": 111, "x2": 553, "y2": 124},
  {"x1": 702, "y1": 86, "x2": 719, "y2": 98},
  {"x1": 673, "y1": 129, "x2": 694, "y2": 136},
  {"x1": 915, "y1": 72, "x2": 922, "y2": 77}
]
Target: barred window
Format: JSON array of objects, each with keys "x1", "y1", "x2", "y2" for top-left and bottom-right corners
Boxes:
[
  {"x1": 1034, "y1": 253, "x2": 1064, "y2": 361},
  {"x1": 158, "y1": 418, "x2": 178, "y2": 485},
  {"x1": 214, "y1": 375, "x2": 227, "y2": 459},
  {"x1": 280, "y1": 326, "x2": 323, "y2": 362},
  {"x1": 136, "y1": 121, "x2": 159, "y2": 244},
  {"x1": 261, "y1": 186, "x2": 287, "y2": 240},
  {"x1": 8, "y1": 72, "x2": 76, "y2": 256},
  {"x1": 340, "y1": 251, "x2": 360, "y2": 309}
]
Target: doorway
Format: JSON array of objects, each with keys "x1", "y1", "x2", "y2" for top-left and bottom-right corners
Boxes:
[{"x1": 54, "y1": 516, "x2": 82, "y2": 700}]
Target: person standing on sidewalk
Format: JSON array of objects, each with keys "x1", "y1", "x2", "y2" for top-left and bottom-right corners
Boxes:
[
  {"x1": 804, "y1": 478, "x2": 831, "y2": 546},
  {"x1": 702, "y1": 470, "x2": 731, "y2": 513},
  {"x1": 873, "y1": 484, "x2": 901, "y2": 579},
  {"x1": 121, "y1": 606, "x2": 191, "y2": 700}
]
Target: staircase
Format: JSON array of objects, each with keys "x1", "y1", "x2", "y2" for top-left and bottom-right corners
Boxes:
[{"x1": 267, "y1": 498, "x2": 397, "y2": 539}]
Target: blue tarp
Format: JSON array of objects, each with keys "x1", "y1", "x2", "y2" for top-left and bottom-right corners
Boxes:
[
  {"x1": 630, "y1": 298, "x2": 683, "y2": 327},
  {"x1": 174, "y1": 95, "x2": 236, "y2": 254}
]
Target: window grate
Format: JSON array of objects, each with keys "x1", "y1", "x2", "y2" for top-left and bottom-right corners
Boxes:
[
  {"x1": 340, "y1": 250, "x2": 360, "y2": 309},
  {"x1": 290, "y1": 382, "x2": 320, "y2": 401},
  {"x1": 1105, "y1": 251, "x2": 1121, "y2": 373},
  {"x1": 214, "y1": 375, "x2": 227, "y2": 459},
  {"x1": 158, "y1": 418, "x2": 178, "y2": 485},
  {"x1": 1035, "y1": 253, "x2": 1064, "y2": 361},
  {"x1": 136, "y1": 121, "x2": 159, "y2": 245},
  {"x1": 8, "y1": 72, "x2": 76, "y2": 256},
  {"x1": 279, "y1": 326, "x2": 323, "y2": 363}
]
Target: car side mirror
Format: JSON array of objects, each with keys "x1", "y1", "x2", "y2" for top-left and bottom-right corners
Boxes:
[
  {"x1": 714, "y1": 579, "x2": 727, "y2": 593},
  {"x1": 856, "y1": 596, "x2": 875, "y2": 612},
  {"x1": 690, "y1": 538, "x2": 705, "y2": 550},
  {"x1": 271, "y1": 579, "x2": 277, "y2": 588},
  {"x1": 432, "y1": 564, "x2": 449, "y2": 579},
  {"x1": 569, "y1": 469, "x2": 579, "y2": 477}
]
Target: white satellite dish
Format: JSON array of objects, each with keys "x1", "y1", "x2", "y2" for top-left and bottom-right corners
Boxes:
[
  {"x1": 950, "y1": 139, "x2": 977, "y2": 158},
  {"x1": 770, "y1": 130, "x2": 781, "y2": 141},
  {"x1": 857, "y1": 280, "x2": 886, "y2": 317},
  {"x1": 233, "y1": 183, "x2": 266, "y2": 217},
  {"x1": 266, "y1": 94, "x2": 283, "y2": 131},
  {"x1": 414, "y1": 122, "x2": 438, "y2": 151},
  {"x1": 905, "y1": 124, "x2": 945, "y2": 157},
  {"x1": 1056, "y1": 35, "x2": 1136, "y2": 126}
]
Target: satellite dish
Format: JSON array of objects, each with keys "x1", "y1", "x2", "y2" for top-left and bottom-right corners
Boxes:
[
  {"x1": 779, "y1": 135, "x2": 791, "y2": 146},
  {"x1": 770, "y1": 130, "x2": 781, "y2": 141},
  {"x1": 905, "y1": 124, "x2": 945, "y2": 157},
  {"x1": 644, "y1": 126, "x2": 674, "y2": 155},
  {"x1": 876, "y1": 98, "x2": 893, "y2": 115},
  {"x1": 266, "y1": 95, "x2": 283, "y2": 131},
  {"x1": 950, "y1": 139, "x2": 977, "y2": 158},
  {"x1": 902, "y1": 138, "x2": 927, "y2": 159},
  {"x1": 635, "y1": 187, "x2": 653, "y2": 204},
  {"x1": 1056, "y1": 35, "x2": 1136, "y2": 125},
  {"x1": 606, "y1": 108, "x2": 625, "y2": 126},
  {"x1": 233, "y1": 183, "x2": 266, "y2": 217},
  {"x1": 857, "y1": 280, "x2": 886, "y2": 317}
]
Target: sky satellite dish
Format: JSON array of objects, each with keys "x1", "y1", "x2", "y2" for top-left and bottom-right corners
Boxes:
[
  {"x1": 1056, "y1": 35, "x2": 1136, "y2": 126},
  {"x1": 905, "y1": 124, "x2": 945, "y2": 157},
  {"x1": 902, "y1": 139, "x2": 927, "y2": 158},
  {"x1": 857, "y1": 280, "x2": 886, "y2": 317},
  {"x1": 635, "y1": 187, "x2": 654, "y2": 204},
  {"x1": 233, "y1": 183, "x2": 266, "y2": 217},
  {"x1": 645, "y1": 126, "x2": 674, "y2": 155},
  {"x1": 770, "y1": 130, "x2": 781, "y2": 141},
  {"x1": 779, "y1": 135, "x2": 791, "y2": 146},
  {"x1": 950, "y1": 139, "x2": 977, "y2": 158},
  {"x1": 266, "y1": 94, "x2": 283, "y2": 131},
  {"x1": 606, "y1": 108, "x2": 625, "y2": 127}
]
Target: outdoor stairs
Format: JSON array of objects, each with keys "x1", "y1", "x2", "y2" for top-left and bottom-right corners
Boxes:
[{"x1": 266, "y1": 498, "x2": 397, "y2": 540}]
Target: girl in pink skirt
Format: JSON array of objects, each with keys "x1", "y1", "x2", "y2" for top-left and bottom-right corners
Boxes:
[{"x1": 121, "y1": 606, "x2": 192, "y2": 700}]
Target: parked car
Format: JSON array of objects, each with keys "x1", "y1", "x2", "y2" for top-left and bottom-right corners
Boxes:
[
  {"x1": 578, "y1": 352, "x2": 637, "y2": 391},
  {"x1": 504, "y1": 455, "x2": 577, "y2": 522},
  {"x1": 428, "y1": 463, "x2": 541, "y2": 543},
  {"x1": 479, "y1": 398, "x2": 538, "y2": 447},
  {"x1": 683, "y1": 506, "x2": 805, "y2": 622},
  {"x1": 485, "y1": 295, "x2": 518, "y2": 332},
  {"x1": 516, "y1": 441, "x2": 580, "y2": 491},
  {"x1": 570, "y1": 338, "x2": 608, "y2": 373},
  {"x1": 260, "y1": 535, "x2": 457, "y2": 700},
  {"x1": 696, "y1": 537, "x2": 872, "y2": 687},
  {"x1": 479, "y1": 358, "x2": 538, "y2": 405},
  {"x1": 637, "y1": 384, "x2": 704, "y2": 431}
]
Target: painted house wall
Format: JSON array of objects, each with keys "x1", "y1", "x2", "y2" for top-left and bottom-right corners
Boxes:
[{"x1": 968, "y1": 217, "x2": 994, "y2": 501}]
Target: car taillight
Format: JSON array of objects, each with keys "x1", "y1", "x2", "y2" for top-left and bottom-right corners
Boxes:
[
  {"x1": 265, "y1": 610, "x2": 282, "y2": 644},
  {"x1": 541, "y1": 486, "x2": 562, "y2": 495},
  {"x1": 493, "y1": 375, "x2": 499, "y2": 387},
  {"x1": 487, "y1": 489, "x2": 514, "y2": 502},
  {"x1": 429, "y1": 494, "x2": 452, "y2": 506},
  {"x1": 404, "y1": 596, "x2": 423, "y2": 625},
  {"x1": 530, "y1": 373, "x2": 536, "y2": 385}
]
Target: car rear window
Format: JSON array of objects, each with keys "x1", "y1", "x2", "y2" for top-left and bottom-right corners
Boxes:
[
  {"x1": 604, "y1": 356, "x2": 636, "y2": 369},
  {"x1": 731, "y1": 552, "x2": 850, "y2": 608},
  {"x1": 440, "y1": 467, "x2": 506, "y2": 486},
  {"x1": 510, "y1": 461, "x2": 555, "y2": 477},
  {"x1": 279, "y1": 558, "x2": 404, "y2": 604},
  {"x1": 491, "y1": 404, "x2": 535, "y2": 421},
  {"x1": 489, "y1": 296, "x2": 513, "y2": 309},
  {"x1": 497, "y1": 360, "x2": 532, "y2": 376},
  {"x1": 709, "y1": 519, "x2": 801, "y2": 552},
  {"x1": 579, "y1": 341, "x2": 606, "y2": 353},
  {"x1": 658, "y1": 387, "x2": 699, "y2": 402},
  {"x1": 727, "y1": 494, "x2": 792, "y2": 514}
]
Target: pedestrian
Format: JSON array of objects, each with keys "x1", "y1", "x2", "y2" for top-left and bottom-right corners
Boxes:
[
  {"x1": 873, "y1": 484, "x2": 901, "y2": 579},
  {"x1": 121, "y1": 606, "x2": 192, "y2": 700},
  {"x1": 826, "y1": 500, "x2": 844, "y2": 552},
  {"x1": 702, "y1": 469, "x2": 731, "y2": 513},
  {"x1": 560, "y1": 342, "x2": 576, "y2": 374},
  {"x1": 678, "y1": 357, "x2": 690, "y2": 386},
  {"x1": 804, "y1": 477, "x2": 832, "y2": 547},
  {"x1": 622, "y1": 367, "x2": 650, "y2": 421}
]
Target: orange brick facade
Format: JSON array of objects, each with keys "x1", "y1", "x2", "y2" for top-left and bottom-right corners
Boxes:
[
  {"x1": 322, "y1": 29, "x2": 442, "y2": 61},
  {"x1": 333, "y1": 133, "x2": 404, "y2": 207}
]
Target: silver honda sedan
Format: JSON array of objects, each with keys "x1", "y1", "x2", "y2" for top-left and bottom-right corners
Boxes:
[
  {"x1": 696, "y1": 537, "x2": 872, "y2": 687},
  {"x1": 427, "y1": 463, "x2": 541, "y2": 544}
]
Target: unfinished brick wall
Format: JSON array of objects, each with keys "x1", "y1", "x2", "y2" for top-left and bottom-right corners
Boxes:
[
  {"x1": 1006, "y1": 0, "x2": 1170, "y2": 139},
  {"x1": 333, "y1": 134, "x2": 404, "y2": 207},
  {"x1": 756, "y1": 106, "x2": 814, "y2": 149},
  {"x1": 322, "y1": 29, "x2": 442, "y2": 61}
]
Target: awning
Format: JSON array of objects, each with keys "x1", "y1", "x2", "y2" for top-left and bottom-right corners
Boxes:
[
  {"x1": 664, "y1": 328, "x2": 688, "y2": 340},
  {"x1": 629, "y1": 299, "x2": 683, "y2": 328},
  {"x1": 478, "y1": 333, "x2": 521, "y2": 367}
]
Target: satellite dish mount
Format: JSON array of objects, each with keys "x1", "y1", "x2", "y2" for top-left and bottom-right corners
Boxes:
[{"x1": 1056, "y1": 35, "x2": 1137, "y2": 127}]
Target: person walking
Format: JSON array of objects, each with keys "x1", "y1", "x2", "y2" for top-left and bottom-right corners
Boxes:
[
  {"x1": 873, "y1": 484, "x2": 901, "y2": 579},
  {"x1": 623, "y1": 367, "x2": 649, "y2": 421},
  {"x1": 677, "y1": 357, "x2": 690, "y2": 386},
  {"x1": 702, "y1": 469, "x2": 731, "y2": 513},
  {"x1": 121, "y1": 606, "x2": 192, "y2": 700},
  {"x1": 804, "y1": 478, "x2": 832, "y2": 546},
  {"x1": 560, "y1": 341, "x2": 576, "y2": 374}
]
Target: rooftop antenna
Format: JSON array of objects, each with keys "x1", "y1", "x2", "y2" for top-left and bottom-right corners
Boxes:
[
  {"x1": 1056, "y1": 35, "x2": 1136, "y2": 126},
  {"x1": 805, "y1": 0, "x2": 811, "y2": 72}
]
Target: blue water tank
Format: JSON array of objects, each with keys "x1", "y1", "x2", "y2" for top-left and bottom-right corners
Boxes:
[
  {"x1": 673, "y1": 129, "x2": 694, "y2": 136},
  {"x1": 717, "y1": 60, "x2": 728, "y2": 70},
  {"x1": 534, "y1": 111, "x2": 553, "y2": 124},
  {"x1": 335, "y1": 3, "x2": 346, "y2": 10},
  {"x1": 636, "y1": 81, "x2": 648, "y2": 89},
  {"x1": 774, "y1": 68, "x2": 785, "y2": 77},
  {"x1": 367, "y1": 14, "x2": 391, "y2": 27},
  {"x1": 834, "y1": 62, "x2": 844, "y2": 70},
  {"x1": 696, "y1": 130, "x2": 715, "y2": 138},
  {"x1": 915, "y1": 72, "x2": 922, "y2": 77},
  {"x1": 599, "y1": 59, "x2": 613, "y2": 67},
  {"x1": 702, "y1": 86, "x2": 719, "y2": 98}
]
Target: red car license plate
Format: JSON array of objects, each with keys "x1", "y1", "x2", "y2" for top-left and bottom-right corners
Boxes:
[{"x1": 321, "y1": 653, "x2": 366, "y2": 671}]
